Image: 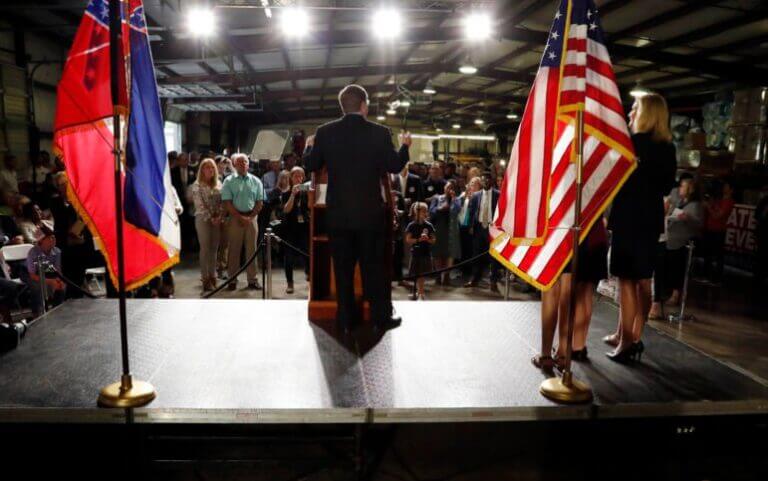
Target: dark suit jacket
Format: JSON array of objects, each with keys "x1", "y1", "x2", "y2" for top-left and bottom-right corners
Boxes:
[
  {"x1": 304, "y1": 114, "x2": 409, "y2": 231},
  {"x1": 468, "y1": 189, "x2": 500, "y2": 231},
  {"x1": 608, "y1": 132, "x2": 677, "y2": 238},
  {"x1": 170, "y1": 165, "x2": 195, "y2": 207},
  {"x1": 391, "y1": 173, "x2": 423, "y2": 203}
]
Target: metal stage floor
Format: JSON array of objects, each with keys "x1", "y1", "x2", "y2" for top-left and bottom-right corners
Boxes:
[{"x1": 0, "y1": 299, "x2": 766, "y2": 424}]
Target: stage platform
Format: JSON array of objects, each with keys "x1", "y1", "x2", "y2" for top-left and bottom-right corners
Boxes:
[{"x1": 0, "y1": 299, "x2": 766, "y2": 424}]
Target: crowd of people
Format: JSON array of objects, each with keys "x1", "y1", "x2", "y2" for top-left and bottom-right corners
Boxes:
[{"x1": 171, "y1": 145, "x2": 507, "y2": 299}]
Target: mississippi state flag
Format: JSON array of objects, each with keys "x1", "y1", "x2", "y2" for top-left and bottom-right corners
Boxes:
[
  {"x1": 54, "y1": 0, "x2": 180, "y2": 290},
  {"x1": 490, "y1": 0, "x2": 636, "y2": 291}
]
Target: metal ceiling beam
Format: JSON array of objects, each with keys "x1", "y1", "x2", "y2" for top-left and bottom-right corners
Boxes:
[{"x1": 157, "y1": 61, "x2": 534, "y2": 87}]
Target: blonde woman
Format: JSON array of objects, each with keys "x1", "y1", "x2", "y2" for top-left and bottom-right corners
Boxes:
[
  {"x1": 605, "y1": 93, "x2": 677, "y2": 362},
  {"x1": 191, "y1": 158, "x2": 223, "y2": 291}
]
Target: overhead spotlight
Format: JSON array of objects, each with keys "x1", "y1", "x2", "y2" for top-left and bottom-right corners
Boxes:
[
  {"x1": 423, "y1": 80, "x2": 436, "y2": 95},
  {"x1": 452, "y1": 123, "x2": 461, "y2": 129},
  {"x1": 463, "y1": 12, "x2": 492, "y2": 41},
  {"x1": 386, "y1": 107, "x2": 397, "y2": 115},
  {"x1": 377, "y1": 114, "x2": 386, "y2": 121},
  {"x1": 187, "y1": 8, "x2": 215, "y2": 37},
  {"x1": 280, "y1": 8, "x2": 309, "y2": 37},
  {"x1": 459, "y1": 55, "x2": 477, "y2": 75},
  {"x1": 372, "y1": 8, "x2": 402, "y2": 39},
  {"x1": 630, "y1": 80, "x2": 650, "y2": 98},
  {"x1": 474, "y1": 118, "x2": 485, "y2": 125},
  {"x1": 506, "y1": 111, "x2": 519, "y2": 120},
  {"x1": 435, "y1": 127, "x2": 443, "y2": 132},
  {"x1": 399, "y1": 99, "x2": 411, "y2": 108}
]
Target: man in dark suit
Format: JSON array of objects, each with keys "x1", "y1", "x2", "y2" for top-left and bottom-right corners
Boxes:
[
  {"x1": 169, "y1": 151, "x2": 196, "y2": 255},
  {"x1": 304, "y1": 85, "x2": 412, "y2": 334},
  {"x1": 391, "y1": 164, "x2": 423, "y2": 207},
  {"x1": 466, "y1": 172, "x2": 501, "y2": 293}
]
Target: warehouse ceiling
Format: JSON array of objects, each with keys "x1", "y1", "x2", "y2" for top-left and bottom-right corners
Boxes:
[{"x1": 3, "y1": 0, "x2": 768, "y2": 129}]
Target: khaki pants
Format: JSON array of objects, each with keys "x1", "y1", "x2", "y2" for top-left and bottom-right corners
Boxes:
[
  {"x1": 195, "y1": 217, "x2": 221, "y2": 279},
  {"x1": 227, "y1": 217, "x2": 259, "y2": 284}
]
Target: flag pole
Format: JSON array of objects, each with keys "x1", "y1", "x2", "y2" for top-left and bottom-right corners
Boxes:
[
  {"x1": 98, "y1": 0, "x2": 156, "y2": 408},
  {"x1": 539, "y1": 108, "x2": 593, "y2": 404}
]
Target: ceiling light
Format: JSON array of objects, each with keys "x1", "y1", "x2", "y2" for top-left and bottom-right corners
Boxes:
[
  {"x1": 386, "y1": 108, "x2": 397, "y2": 115},
  {"x1": 459, "y1": 57, "x2": 477, "y2": 75},
  {"x1": 187, "y1": 8, "x2": 215, "y2": 36},
  {"x1": 399, "y1": 99, "x2": 411, "y2": 108},
  {"x1": 435, "y1": 127, "x2": 443, "y2": 132},
  {"x1": 463, "y1": 13, "x2": 492, "y2": 41},
  {"x1": 452, "y1": 123, "x2": 461, "y2": 129},
  {"x1": 506, "y1": 111, "x2": 519, "y2": 120},
  {"x1": 377, "y1": 114, "x2": 386, "y2": 121},
  {"x1": 474, "y1": 118, "x2": 485, "y2": 125},
  {"x1": 372, "y1": 9, "x2": 402, "y2": 39},
  {"x1": 423, "y1": 80, "x2": 436, "y2": 95},
  {"x1": 630, "y1": 80, "x2": 650, "y2": 98},
  {"x1": 280, "y1": 8, "x2": 309, "y2": 37}
]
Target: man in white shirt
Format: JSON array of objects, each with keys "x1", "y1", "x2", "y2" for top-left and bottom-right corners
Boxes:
[{"x1": 465, "y1": 172, "x2": 501, "y2": 292}]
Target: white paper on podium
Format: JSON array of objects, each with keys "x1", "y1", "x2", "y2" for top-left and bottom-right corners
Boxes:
[{"x1": 250, "y1": 130, "x2": 290, "y2": 161}]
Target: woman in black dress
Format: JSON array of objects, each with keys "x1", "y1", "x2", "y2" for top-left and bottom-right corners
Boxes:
[
  {"x1": 281, "y1": 167, "x2": 310, "y2": 295},
  {"x1": 605, "y1": 93, "x2": 677, "y2": 362}
]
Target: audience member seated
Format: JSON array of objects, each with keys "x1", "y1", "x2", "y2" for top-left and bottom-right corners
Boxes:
[
  {"x1": 25, "y1": 223, "x2": 65, "y2": 317},
  {"x1": 16, "y1": 201, "x2": 48, "y2": 244}
]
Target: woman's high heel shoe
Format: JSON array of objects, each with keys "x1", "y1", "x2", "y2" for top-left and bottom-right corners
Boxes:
[
  {"x1": 602, "y1": 333, "x2": 619, "y2": 347},
  {"x1": 572, "y1": 347, "x2": 588, "y2": 362},
  {"x1": 606, "y1": 343, "x2": 637, "y2": 364}
]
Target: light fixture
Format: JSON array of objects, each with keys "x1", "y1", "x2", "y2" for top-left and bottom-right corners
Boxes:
[
  {"x1": 280, "y1": 8, "x2": 309, "y2": 37},
  {"x1": 630, "y1": 80, "x2": 650, "y2": 98},
  {"x1": 452, "y1": 123, "x2": 461, "y2": 129},
  {"x1": 399, "y1": 99, "x2": 411, "y2": 108},
  {"x1": 386, "y1": 107, "x2": 397, "y2": 115},
  {"x1": 506, "y1": 111, "x2": 519, "y2": 120},
  {"x1": 411, "y1": 133, "x2": 496, "y2": 141},
  {"x1": 187, "y1": 8, "x2": 215, "y2": 36},
  {"x1": 423, "y1": 80, "x2": 436, "y2": 95},
  {"x1": 377, "y1": 114, "x2": 386, "y2": 121},
  {"x1": 463, "y1": 12, "x2": 492, "y2": 41},
  {"x1": 435, "y1": 127, "x2": 443, "y2": 132},
  {"x1": 372, "y1": 8, "x2": 402, "y2": 39},
  {"x1": 474, "y1": 118, "x2": 485, "y2": 125},
  {"x1": 459, "y1": 55, "x2": 478, "y2": 75},
  {"x1": 261, "y1": 0, "x2": 272, "y2": 19}
]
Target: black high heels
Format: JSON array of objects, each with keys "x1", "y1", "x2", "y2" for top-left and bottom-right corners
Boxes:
[
  {"x1": 606, "y1": 343, "x2": 637, "y2": 363},
  {"x1": 571, "y1": 347, "x2": 589, "y2": 362}
]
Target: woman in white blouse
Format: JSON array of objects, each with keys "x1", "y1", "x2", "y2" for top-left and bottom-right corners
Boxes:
[{"x1": 191, "y1": 158, "x2": 223, "y2": 291}]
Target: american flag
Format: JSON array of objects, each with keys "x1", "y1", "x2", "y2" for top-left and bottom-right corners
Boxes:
[{"x1": 490, "y1": 0, "x2": 636, "y2": 291}]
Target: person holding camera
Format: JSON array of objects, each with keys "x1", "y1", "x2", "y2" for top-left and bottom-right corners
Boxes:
[
  {"x1": 429, "y1": 179, "x2": 461, "y2": 286},
  {"x1": 405, "y1": 202, "x2": 436, "y2": 301},
  {"x1": 281, "y1": 166, "x2": 310, "y2": 295},
  {"x1": 25, "y1": 222, "x2": 65, "y2": 317}
]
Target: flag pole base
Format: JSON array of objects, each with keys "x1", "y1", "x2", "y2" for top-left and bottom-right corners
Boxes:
[
  {"x1": 540, "y1": 371, "x2": 593, "y2": 404},
  {"x1": 98, "y1": 374, "x2": 155, "y2": 408}
]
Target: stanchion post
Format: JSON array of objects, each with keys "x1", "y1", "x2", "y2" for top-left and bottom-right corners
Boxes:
[
  {"x1": 265, "y1": 227, "x2": 273, "y2": 299},
  {"x1": 669, "y1": 241, "x2": 696, "y2": 322},
  {"x1": 36, "y1": 255, "x2": 47, "y2": 315},
  {"x1": 539, "y1": 109, "x2": 593, "y2": 404}
]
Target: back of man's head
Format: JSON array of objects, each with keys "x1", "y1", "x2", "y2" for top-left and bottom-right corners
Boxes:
[{"x1": 338, "y1": 85, "x2": 368, "y2": 114}]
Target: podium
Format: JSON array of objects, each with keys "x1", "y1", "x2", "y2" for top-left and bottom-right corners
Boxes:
[{"x1": 307, "y1": 169, "x2": 394, "y2": 326}]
